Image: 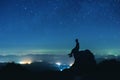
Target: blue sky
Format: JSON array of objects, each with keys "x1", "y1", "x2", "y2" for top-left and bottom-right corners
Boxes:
[{"x1": 0, "y1": 0, "x2": 120, "y2": 55}]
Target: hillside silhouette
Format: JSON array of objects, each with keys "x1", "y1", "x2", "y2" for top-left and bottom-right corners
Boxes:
[
  {"x1": 0, "y1": 38, "x2": 120, "y2": 80},
  {"x1": 0, "y1": 50, "x2": 120, "y2": 80}
]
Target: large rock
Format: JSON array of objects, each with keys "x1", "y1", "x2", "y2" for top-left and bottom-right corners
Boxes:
[{"x1": 70, "y1": 49, "x2": 96, "y2": 75}]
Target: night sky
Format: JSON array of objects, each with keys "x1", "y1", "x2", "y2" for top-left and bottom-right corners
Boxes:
[{"x1": 0, "y1": 0, "x2": 120, "y2": 56}]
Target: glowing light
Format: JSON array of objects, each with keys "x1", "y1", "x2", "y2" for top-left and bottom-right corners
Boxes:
[
  {"x1": 56, "y1": 62, "x2": 61, "y2": 66},
  {"x1": 114, "y1": 54, "x2": 118, "y2": 57},
  {"x1": 19, "y1": 59, "x2": 32, "y2": 64},
  {"x1": 60, "y1": 69, "x2": 63, "y2": 71},
  {"x1": 69, "y1": 63, "x2": 73, "y2": 67}
]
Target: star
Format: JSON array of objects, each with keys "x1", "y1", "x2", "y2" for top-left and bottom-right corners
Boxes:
[
  {"x1": 0, "y1": 0, "x2": 120, "y2": 56},
  {"x1": 24, "y1": 7, "x2": 27, "y2": 11}
]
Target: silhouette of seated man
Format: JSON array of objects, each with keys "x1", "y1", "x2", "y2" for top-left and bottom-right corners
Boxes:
[{"x1": 68, "y1": 39, "x2": 79, "y2": 57}]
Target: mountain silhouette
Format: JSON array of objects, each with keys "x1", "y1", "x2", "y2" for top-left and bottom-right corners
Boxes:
[{"x1": 0, "y1": 50, "x2": 120, "y2": 80}]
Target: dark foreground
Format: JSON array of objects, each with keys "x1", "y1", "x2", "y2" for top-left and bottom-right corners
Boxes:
[{"x1": 0, "y1": 50, "x2": 120, "y2": 80}]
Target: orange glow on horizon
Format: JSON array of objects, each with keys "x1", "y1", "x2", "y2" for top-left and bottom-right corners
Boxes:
[{"x1": 19, "y1": 59, "x2": 32, "y2": 64}]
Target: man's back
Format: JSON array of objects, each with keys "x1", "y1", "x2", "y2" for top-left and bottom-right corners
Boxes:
[{"x1": 68, "y1": 39, "x2": 79, "y2": 57}]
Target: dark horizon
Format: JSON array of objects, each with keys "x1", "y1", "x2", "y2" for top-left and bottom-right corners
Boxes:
[{"x1": 0, "y1": 49, "x2": 120, "y2": 80}]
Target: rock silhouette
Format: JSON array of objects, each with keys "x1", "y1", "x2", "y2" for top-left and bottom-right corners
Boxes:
[
  {"x1": 0, "y1": 62, "x2": 32, "y2": 80},
  {"x1": 0, "y1": 37, "x2": 120, "y2": 80},
  {"x1": 96, "y1": 59, "x2": 120, "y2": 80},
  {"x1": 0, "y1": 52, "x2": 120, "y2": 80},
  {"x1": 65, "y1": 39, "x2": 120, "y2": 80},
  {"x1": 68, "y1": 39, "x2": 96, "y2": 75},
  {"x1": 69, "y1": 49, "x2": 96, "y2": 75}
]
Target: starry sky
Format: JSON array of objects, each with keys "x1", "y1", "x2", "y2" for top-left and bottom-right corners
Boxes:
[{"x1": 0, "y1": 0, "x2": 120, "y2": 56}]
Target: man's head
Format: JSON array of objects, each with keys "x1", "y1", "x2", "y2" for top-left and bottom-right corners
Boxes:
[{"x1": 75, "y1": 39, "x2": 78, "y2": 42}]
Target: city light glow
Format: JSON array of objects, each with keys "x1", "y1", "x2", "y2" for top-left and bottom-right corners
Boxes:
[
  {"x1": 19, "y1": 59, "x2": 32, "y2": 64},
  {"x1": 56, "y1": 62, "x2": 61, "y2": 66}
]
